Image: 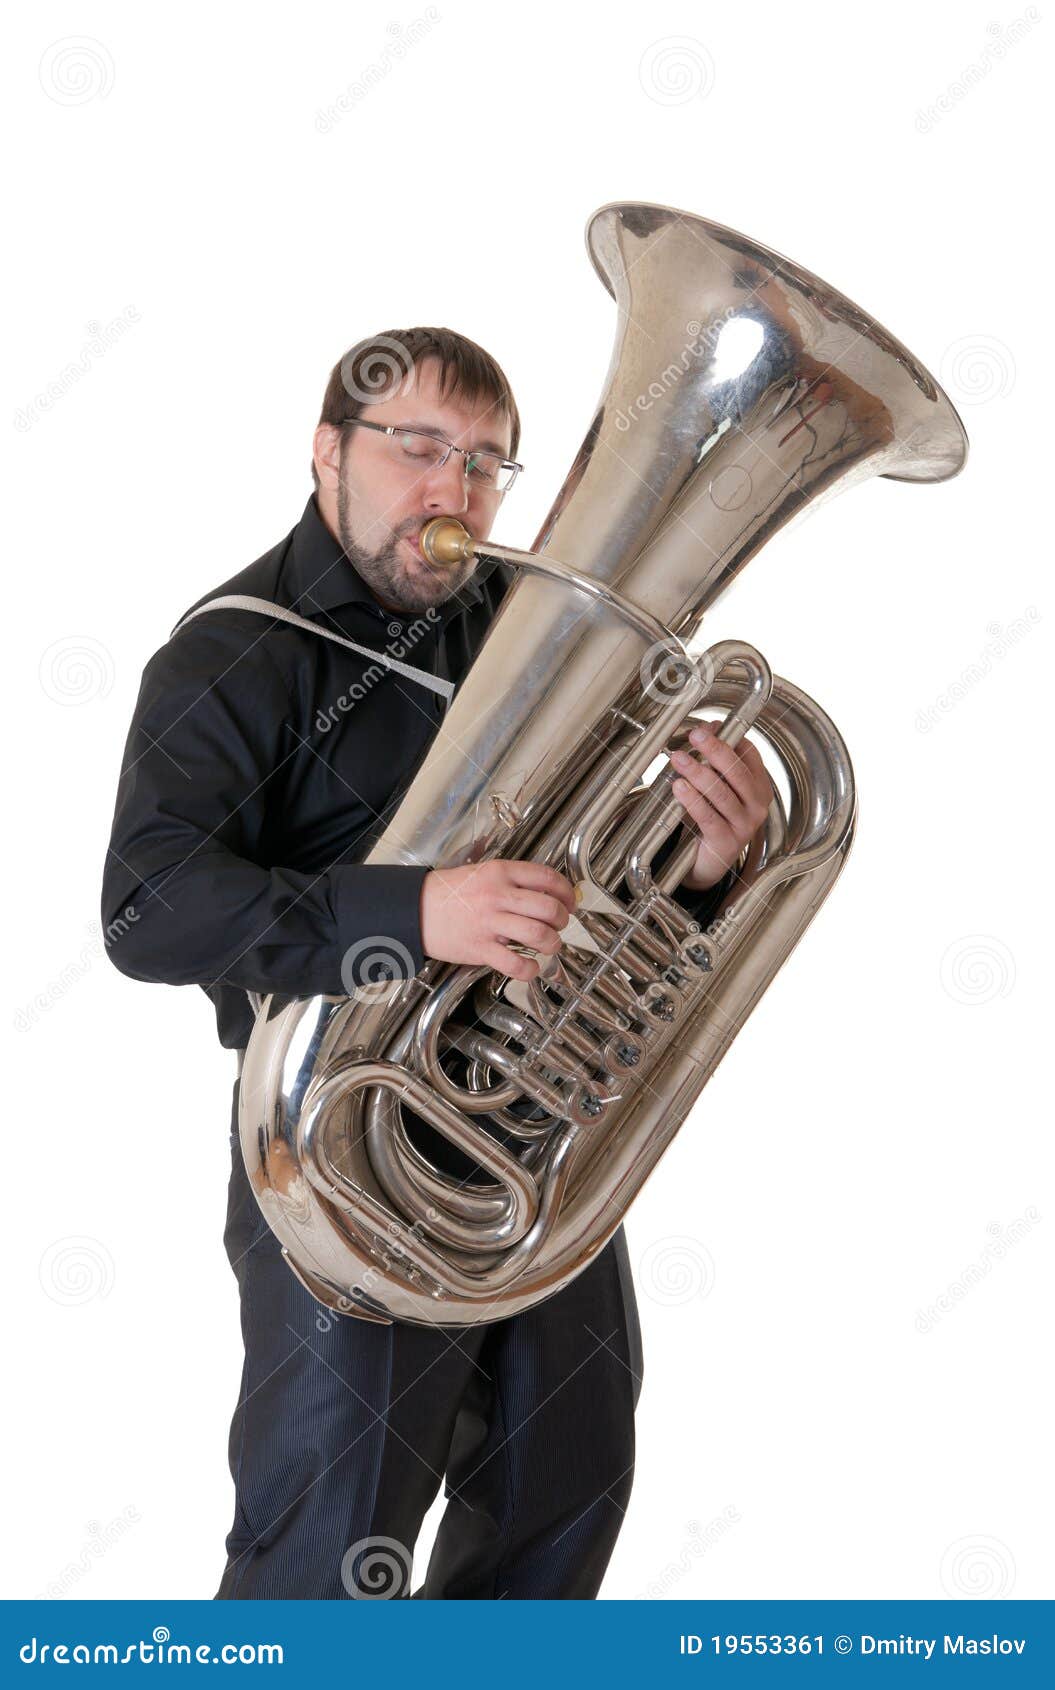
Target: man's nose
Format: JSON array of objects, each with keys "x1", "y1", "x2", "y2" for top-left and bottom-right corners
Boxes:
[{"x1": 422, "y1": 451, "x2": 470, "y2": 512}]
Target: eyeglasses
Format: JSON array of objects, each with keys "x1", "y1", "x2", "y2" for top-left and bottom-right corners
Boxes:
[{"x1": 340, "y1": 417, "x2": 522, "y2": 494}]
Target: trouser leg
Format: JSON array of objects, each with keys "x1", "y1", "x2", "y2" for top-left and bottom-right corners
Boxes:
[
  {"x1": 417, "y1": 1224, "x2": 644, "y2": 1599},
  {"x1": 216, "y1": 1084, "x2": 487, "y2": 1599}
]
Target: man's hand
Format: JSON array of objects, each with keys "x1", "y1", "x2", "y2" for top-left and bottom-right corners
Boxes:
[
  {"x1": 420, "y1": 859, "x2": 577, "y2": 981},
  {"x1": 669, "y1": 721, "x2": 774, "y2": 893}
]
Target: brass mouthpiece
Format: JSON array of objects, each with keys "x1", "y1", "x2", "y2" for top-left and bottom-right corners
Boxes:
[{"x1": 419, "y1": 517, "x2": 476, "y2": 567}]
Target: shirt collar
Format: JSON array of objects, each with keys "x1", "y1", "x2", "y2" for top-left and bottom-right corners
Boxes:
[{"x1": 288, "y1": 495, "x2": 485, "y2": 619}]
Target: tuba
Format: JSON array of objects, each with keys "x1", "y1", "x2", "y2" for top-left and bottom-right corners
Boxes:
[{"x1": 239, "y1": 202, "x2": 968, "y2": 1326}]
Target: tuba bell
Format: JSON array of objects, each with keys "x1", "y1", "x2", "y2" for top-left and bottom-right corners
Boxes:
[{"x1": 238, "y1": 201, "x2": 968, "y2": 1326}]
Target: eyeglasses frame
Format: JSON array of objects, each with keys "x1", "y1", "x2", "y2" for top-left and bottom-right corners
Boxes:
[{"x1": 339, "y1": 417, "x2": 522, "y2": 495}]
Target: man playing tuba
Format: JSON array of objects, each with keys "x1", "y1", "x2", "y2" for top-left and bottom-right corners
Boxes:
[{"x1": 102, "y1": 327, "x2": 768, "y2": 1600}]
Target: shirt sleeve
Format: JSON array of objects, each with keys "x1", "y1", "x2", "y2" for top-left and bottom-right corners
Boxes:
[
  {"x1": 670, "y1": 865, "x2": 737, "y2": 928},
  {"x1": 100, "y1": 618, "x2": 430, "y2": 997}
]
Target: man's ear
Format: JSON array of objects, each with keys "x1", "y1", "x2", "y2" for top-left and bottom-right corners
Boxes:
[{"x1": 313, "y1": 423, "x2": 342, "y2": 491}]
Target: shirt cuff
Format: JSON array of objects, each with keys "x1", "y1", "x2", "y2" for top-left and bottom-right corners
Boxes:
[{"x1": 331, "y1": 863, "x2": 432, "y2": 991}]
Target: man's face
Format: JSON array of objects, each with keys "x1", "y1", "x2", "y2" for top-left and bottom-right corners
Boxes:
[{"x1": 313, "y1": 357, "x2": 514, "y2": 615}]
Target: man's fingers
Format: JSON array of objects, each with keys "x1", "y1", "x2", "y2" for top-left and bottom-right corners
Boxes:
[
  {"x1": 485, "y1": 942, "x2": 540, "y2": 982},
  {"x1": 672, "y1": 776, "x2": 727, "y2": 835},
  {"x1": 495, "y1": 913, "x2": 564, "y2": 955},
  {"x1": 671, "y1": 748, "x2": 745, "y2": 827},
  {"x1": 687, "y1": 726, "x2": 773, "y2": 817},
  {"x1": 499, "y1": 888, "x2": 572, "y2": 929},
  {"x1": 505, "y1": 860, "x2": 577, "y2": 912}
]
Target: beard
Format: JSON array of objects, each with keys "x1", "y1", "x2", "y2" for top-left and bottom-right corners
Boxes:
[{"x1": 336, "y1": 475, "x2": 478, "y2": 615}]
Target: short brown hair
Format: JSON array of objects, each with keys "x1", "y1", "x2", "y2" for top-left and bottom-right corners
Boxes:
[{"x1": 312, "y1": 325, "x2": 520, "y2": 489}]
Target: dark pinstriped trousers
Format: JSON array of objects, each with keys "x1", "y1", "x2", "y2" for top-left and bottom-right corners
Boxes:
[{"x1": 216, "y1": 1082, "x2": 644, "y2": 1599}]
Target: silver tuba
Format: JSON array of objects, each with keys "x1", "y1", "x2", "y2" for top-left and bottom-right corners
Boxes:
[{"x1": 239, "y1": 201, "x2": 968, "y2": 1326}]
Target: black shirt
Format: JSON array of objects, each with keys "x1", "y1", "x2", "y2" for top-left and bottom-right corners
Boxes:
[{"x1": 101, "y1": 493, "x2": 725, "y2": 1052}]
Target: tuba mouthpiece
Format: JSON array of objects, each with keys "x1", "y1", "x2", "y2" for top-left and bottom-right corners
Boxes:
[{"x1": 420, "y1": 517, "x2": 476, "y2": 567}]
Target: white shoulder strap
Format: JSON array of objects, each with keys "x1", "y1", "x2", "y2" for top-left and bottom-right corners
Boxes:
[{"x1": 172, "y1": 594, "x2": 454, "y2": 702}]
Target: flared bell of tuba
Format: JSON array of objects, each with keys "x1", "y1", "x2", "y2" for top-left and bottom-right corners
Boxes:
[{"x1": 238, "y1": 202, "x2": 967, "y2": 1326}]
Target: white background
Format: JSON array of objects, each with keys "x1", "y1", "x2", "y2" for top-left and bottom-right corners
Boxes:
[{"x1": 3, "y1": 0, "x2": 1050, "y2": 1602}]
